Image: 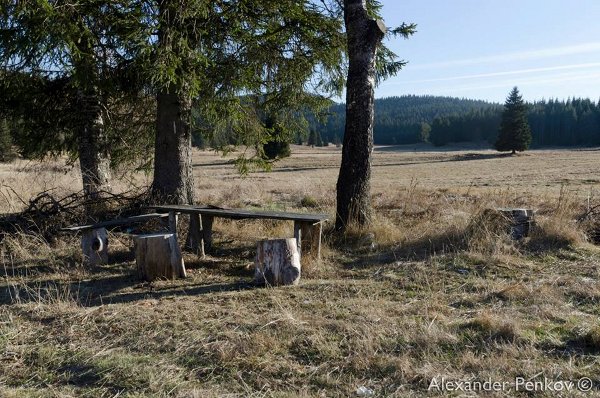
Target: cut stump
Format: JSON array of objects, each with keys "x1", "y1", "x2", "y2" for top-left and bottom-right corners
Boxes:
[
  {"x1": 496, "y1": 208, "x2": 535, "y2": 239},
  {"x1": 81, "y1": 228, "x2": 108, "y2": 266},
  {"x1": 255, "y1": 238, "x2": 301, "y2": 286},
  {"x1": 134, "y1": 233, "x2": 186, "y2": 281}
]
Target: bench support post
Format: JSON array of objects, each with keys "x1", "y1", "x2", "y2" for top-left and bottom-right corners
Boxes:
[
  {"x1": 293, "y1": 221, "x2": 302, "y2": 256},
  {"x1": 188, "y1": 213, "x2": 205, "y2": 257},
  {"x1": 297, "y1": 221, "x2": 323, "y2": 260},
  {"x1": 168, "y1": 211, "x2": 178, "y2": 235},
  {"x1": 201, "y1": 215, "x2": 214, "y2": 253}
]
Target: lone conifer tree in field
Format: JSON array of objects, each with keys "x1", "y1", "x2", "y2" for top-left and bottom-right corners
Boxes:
[{"x1": 495, "y1": 87, "x2": 531, "y2": 154}]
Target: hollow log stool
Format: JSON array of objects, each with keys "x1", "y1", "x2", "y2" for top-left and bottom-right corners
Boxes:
[
  {"x1": 254, "y1": 238, "x2": 301, "y2": 286},
  {"x1": 81, "y1": 228, "x2": 108, "y2": 266},
  {"x1": 134, "y1": 233, "x2": 186, "y2": 281}
]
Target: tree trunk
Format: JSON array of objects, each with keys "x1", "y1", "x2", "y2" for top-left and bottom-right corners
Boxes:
[
  {"x1": 77, "y1": 90, "x2": 112, "y2": 206},
  {"x1": 152, "y1": 88, "x2": 195, "y2": 205},
  {"x1": 151, "y1": 1, "x2": 195, "y2": 206},
  {"x1": 335, "y1": 0, "x2": 386, "y2": 231},
  {"x1": 73, "y1": 32, "x2": 111, "y2": 212}
]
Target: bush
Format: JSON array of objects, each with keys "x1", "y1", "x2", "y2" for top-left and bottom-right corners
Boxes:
[
  {"x1": 300, "y1": 195, "x2": 319, "y2": 208},
  {"x1": 262, "y1": 140, "x2": 291, "y2": 159}
]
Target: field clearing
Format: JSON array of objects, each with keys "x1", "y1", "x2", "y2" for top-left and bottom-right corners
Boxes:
[
  {"x1": 194, "y1": 145, "x2": 600, "y2": 204},
  {"x1": 1, "y1": 146, "x2": 600, "y2": 397}
]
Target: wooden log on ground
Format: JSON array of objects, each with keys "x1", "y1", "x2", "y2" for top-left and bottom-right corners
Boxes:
[
  {"x1": 254, "y1": 238, "x2": 301, "y2": 286},
  {"x1": 134, "y1": 233, "x2": 186, "y2": 281},
  {"x1": 81, "y1": 228, "x2": 108, "y2": 266}
]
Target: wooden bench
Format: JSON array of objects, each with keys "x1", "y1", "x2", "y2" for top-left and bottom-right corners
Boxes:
[
  {"x1": 61, "y1": 213, "x2": 170, "y2": 265},
  {"x1": 149, "y1": 205, "x2": 329, "y2": 259}
]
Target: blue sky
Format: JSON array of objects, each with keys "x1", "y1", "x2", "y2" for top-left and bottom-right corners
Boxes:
[{"x1": 376, "y1": 0, "x2": 600, "y2": 103}]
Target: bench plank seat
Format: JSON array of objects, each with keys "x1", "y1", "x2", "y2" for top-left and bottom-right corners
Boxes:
[
  {"x1": 61, "y1": 213, "x2": 169, "y2": 232},
  {"x1": 149, "y1": 205, "x2": 328, "y2": 259},
  {"x1": 150, "y1": 205, "x2": 328, "y2": 223}
]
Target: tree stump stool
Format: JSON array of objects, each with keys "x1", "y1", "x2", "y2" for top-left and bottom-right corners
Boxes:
[
  {"x1": 254, "y1": 238, "x2": 301, "y2": 286},
  {"x1": 81, "y1": 228, "x2": 108, "y2": 266},
  {"x1": 134, "y1": 233, "x2": 186, "y2": 281},
  {"x1": 496, "y1": 208, "x2": 535, "y2": 239}
]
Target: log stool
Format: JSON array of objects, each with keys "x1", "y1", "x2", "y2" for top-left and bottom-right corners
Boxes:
[
  {"x1": 254, "y1": 238, "x2": 301, "y2": 286},
  {"x1": 133, "y1": 233, "x2": 186, "y2": 281},
  {"x1": 81, "y1": 228, "x2": 108, "y2": 266}
]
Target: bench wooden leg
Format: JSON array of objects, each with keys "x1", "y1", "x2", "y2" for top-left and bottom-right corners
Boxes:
[
  {"x1": 168, "y1": 211, "x2": 178, "y2": 235},
  {"x1": 201, "y1": 215, "x2": 214, "y2": 253},
  {"x1": 293, "y1": 221, "x2": 302, "y2": 256},
  {"x1": 298, "y1": 221, "x2": 323, "y2": 260},
  {"x1": 188, "y1": 213, "x2": 205, "y2": 257}
]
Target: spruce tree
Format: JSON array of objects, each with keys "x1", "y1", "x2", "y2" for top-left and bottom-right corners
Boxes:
[
  {"x1": 495, "y1": 87, "x2": 531, "y2": 154},
  {"x1": 308, "y1": 129, "x2": 318, "y2": 147},
  {"x1": 315, "y1": 130, "x2": 324, "y2": 147}
]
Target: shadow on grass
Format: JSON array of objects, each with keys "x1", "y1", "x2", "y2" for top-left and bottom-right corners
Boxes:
[
  {"x1": 451, "y1": 152, "x2": 513, "y2": 161},
  {"x1": 539, "y1": 333, "x2": 600, "y2": 358},
  {"x1": 1, "y1": 272, "x2": 255, "y2": 307},
  {"x1": 192, "y1": 160, "x2": 235, "y2": 168},
  {"x1": 184, "y1": 244, "x2": 255, "y2": 278},
  {"x1": 1, "y1": 245, "x2": 135, "y2": 279},
  {"x1": 1, "y1": 241, "x2": 258, "y2": 307},
  {"x1": 335, "y1": 230, "x2": 466, "y2": 270}
]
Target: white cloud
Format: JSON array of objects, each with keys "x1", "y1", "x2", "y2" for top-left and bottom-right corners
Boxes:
[
  {"x1": 410, "y1": 42, "x2": 600, "y2": 70},
  {"x1": 397, "y1": 62, "x2": 600, "y2": 84},
  {"x1": 438, "y1": 70, "x2": 600, "y2": 93}
]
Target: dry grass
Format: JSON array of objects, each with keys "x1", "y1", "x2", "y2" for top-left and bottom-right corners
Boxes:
[{"x1": 1, "y1": 145, "x2": 600, "y2": 396}]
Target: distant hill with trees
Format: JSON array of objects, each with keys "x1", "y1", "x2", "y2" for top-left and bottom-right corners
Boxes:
[
  {"x1": 316, "y1": 95, "x2": 499, "y2": 145},
  {"x1": 314, "y1": 95, "x2": 600, "y2": 148}
]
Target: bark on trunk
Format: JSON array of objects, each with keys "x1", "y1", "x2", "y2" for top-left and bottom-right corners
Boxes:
[
  {"x1": 335, "y1": 0, "x2": 386, "y2": 231},
  {"x1": 74, "y1": 31, "x2": 111, "y2": 209},
  {"x1": 77, "y1": 91, "x2": 112, "y2": 206},
  {"x1": 152, "y1": 89, "x2": 195, "y2": 205}
]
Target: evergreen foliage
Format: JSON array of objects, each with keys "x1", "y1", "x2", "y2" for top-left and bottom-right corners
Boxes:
[
  {"x1": 316, "y1": 95, "x2": 499, "y2": 145},
  {"x1": 308, "y1": 129, "x2": 318, "y2": 146},
  {"x1": 495, "y1": 87, "x2": 531, "y2": 153},
  {"x1": 0, "y1": 2, "x2": 153, "y2": 168},
  {"x1": 261, "y1": 114, "x2": 291, "y2": 160},
  {"x1": 263, "y1": 141, "x2": 291, "y2": 159},
  {"x1": 0, "y1": 118, "x2": 16, "y2": 162}
]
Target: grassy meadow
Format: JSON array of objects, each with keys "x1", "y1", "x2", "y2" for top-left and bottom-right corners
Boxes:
[{"x1": 1, "y1": 145, "x2": 600, "y2": 397}]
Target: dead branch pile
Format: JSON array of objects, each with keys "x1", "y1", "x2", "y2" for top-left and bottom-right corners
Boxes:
[{"x1": 0, "y1": 188, "x2": 151, "y2": 242}]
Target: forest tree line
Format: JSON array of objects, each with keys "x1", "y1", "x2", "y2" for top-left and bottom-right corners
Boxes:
[{"x1": 314, "y1": 95, "x2": 600, "y2": 148}]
